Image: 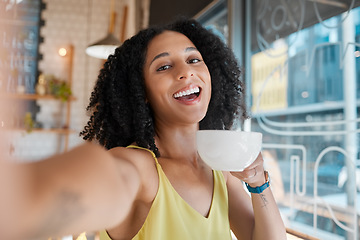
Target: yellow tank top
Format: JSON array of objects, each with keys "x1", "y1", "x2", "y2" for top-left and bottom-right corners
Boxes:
[{"x1": 100, "y1": 145, "x2": 232, "y2": 240}]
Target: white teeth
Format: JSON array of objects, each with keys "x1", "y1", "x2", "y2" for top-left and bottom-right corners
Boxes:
[{"x1": 174, "y1": 87, "x2": 200, "y2": 98}]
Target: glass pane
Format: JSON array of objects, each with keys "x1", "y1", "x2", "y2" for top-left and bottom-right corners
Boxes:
[
  {"x1": 196, "y1": 0, "x2": 228, "y2": 44},
  {"x1": 249, "y1": 1, "x2": 359, "y2": 239}
]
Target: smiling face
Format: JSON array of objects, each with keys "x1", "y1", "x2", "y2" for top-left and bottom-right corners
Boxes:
[{"x1": 143, "y1": 31, "x2": 211, "y2": 128}]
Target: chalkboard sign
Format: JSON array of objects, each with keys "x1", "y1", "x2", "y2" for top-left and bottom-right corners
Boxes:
[{"x1": 0, "y1": 0, "x2": 44, "y2": 94}]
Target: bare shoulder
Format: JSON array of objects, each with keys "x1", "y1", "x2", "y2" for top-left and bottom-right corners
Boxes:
[
  {"x1": 108, "y1": 146, "x2": 159, "y2": 202},
  {"x1": 108, "y1": 146, "x2": 158, "y2": 173}
]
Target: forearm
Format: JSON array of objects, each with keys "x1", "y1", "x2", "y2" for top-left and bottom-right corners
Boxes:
[
  {"x1": 250, "y1": 187, "x2": 286, "y2": 240},
  {"x1": 0, "y1": 143, "x2": 140, "y2": 240},
  {"x1": 228, "y1": 153, "x2": 287, "y2": 240}
]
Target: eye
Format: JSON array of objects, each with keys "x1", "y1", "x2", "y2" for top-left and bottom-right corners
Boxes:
[
  {"x1": 188, "y1": 58, "x2": 202, "y2": 64},
  {"x1": 157, "y1": 64, "x2": 171, "y2": 71}
]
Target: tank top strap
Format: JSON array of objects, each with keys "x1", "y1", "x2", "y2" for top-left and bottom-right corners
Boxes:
[{"x1": 126, "y1": 145, "x2": 159, "y2": 165}]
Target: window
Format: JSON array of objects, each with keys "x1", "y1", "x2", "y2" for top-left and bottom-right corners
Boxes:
[
  {"x1": 250, "y1": 2, "x2": 360, "y2": 239},
  {"x1": 195, "y1": 0, "x2": 228, "y2": 44},
  {"x1": 198, "y1": 1, "x2": 360, "y2": 239}
]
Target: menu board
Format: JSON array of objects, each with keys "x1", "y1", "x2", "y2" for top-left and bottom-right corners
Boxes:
[{"x1": 0, "y1": 0, "x2": 43, "y2": 94}]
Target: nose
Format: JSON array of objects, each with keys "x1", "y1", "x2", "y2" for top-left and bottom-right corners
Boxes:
[
  {"x1": 176, "y1": 64, "x2": 193, "y2": 80},
  {"x1": 179, "y1": 73, "x2": 194, "y2": 80}
]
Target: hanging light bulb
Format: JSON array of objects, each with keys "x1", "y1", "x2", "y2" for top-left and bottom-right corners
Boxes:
[{"x1": 86, "y1": 0, "x2": 121, "y2": 59}]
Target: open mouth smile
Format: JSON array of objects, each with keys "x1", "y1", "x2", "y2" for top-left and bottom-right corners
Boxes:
[{"x1": 173, "y1": 86, "x2": 201, "y2": 102}]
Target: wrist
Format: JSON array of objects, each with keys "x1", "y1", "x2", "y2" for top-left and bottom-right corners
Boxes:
[{"x1": 245, "y1": 171, "x2": 270, "y2": 194}]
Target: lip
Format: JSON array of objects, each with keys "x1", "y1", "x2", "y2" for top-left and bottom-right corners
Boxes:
[
  {"x1": 173, "y1": 84, "x2": 202, "y2": 105},
  {"x1": 173, "y1": 84, "x2": 201, "y2": 96}
]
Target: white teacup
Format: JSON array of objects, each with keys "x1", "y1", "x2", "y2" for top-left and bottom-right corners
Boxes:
[{"x1": 196, "y1": 130, "x2": 262, "y2": 171}]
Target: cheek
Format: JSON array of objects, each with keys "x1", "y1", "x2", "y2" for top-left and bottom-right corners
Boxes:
[
  {"x1": 203, "y1": 71, "x2": 212, "y2": 97},
  {"x1": 145, "y1": 80, "x2": 167, "y2": 106},
  {"x1": 201, "y1": 65, "x2": 211, "y2": 83}
]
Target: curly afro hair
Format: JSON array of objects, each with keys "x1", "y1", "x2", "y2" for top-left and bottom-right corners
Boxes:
[{"x1": 80, "y1": 18, "x2": 248, "y2": 157}]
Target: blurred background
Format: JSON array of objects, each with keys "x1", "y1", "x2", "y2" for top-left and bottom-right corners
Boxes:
[{"x1": 0, "y1": 0, "x2": 359, "y2": 239}]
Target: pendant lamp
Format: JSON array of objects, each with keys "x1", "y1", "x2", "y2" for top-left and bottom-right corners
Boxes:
[{"x1": 86, "y1": 0, "x2": 121, "y2": 59}]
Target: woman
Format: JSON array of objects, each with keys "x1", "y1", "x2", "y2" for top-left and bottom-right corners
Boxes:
[
  {"x1": 80, "y1": 18, "x2": 286, "y2": 240},
  {"x1": 0, "y1": 19, "x2": 286, "y2": 240}
]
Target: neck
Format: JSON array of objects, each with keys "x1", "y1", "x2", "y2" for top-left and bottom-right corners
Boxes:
[{"x1": 154, "y1": 122, "x2": 199, "y2": 164}]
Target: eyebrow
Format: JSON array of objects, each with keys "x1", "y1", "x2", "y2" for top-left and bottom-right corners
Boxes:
[{"x1": 149, "y1": 47, "x2": 199, "y2": 65}]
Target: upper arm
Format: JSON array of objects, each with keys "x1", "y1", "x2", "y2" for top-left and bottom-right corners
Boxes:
[{"x1": 225, "y1": 172, "x2": 255, "y2": 240}]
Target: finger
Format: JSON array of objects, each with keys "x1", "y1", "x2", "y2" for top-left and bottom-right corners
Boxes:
[
  {"x1": 244, "y1": 152, "x2": 264, "y2": 171},
  {"x1": 243, "y1": 168, "x2": 257, "y2": 181},
  {"x1": 231, "y1": 167, "x2": 256, "y2": 180},
  {"x1": 231, "y1": 164, "x2": 266, "y2": 185},
  {"x1": 230, "y1": 153, "x2": 265, "y2": 182}
]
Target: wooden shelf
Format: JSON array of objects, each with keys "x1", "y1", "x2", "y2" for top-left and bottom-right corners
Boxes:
[
  {"x1": 0, "y1": 93, "x2": 76, "y2": 101},
  {"x1": 30, "y1": 128, "x2": 77, "y2": 134},
  {"x1": 8, "y1": 128, "x2": 77, "y2": 134},
  {"x1": 286, "y1": 228, "x2": 320, "y2": 240},
  {"x1": 0, "y1": 18, "x2": 40, "y2": 27}
]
